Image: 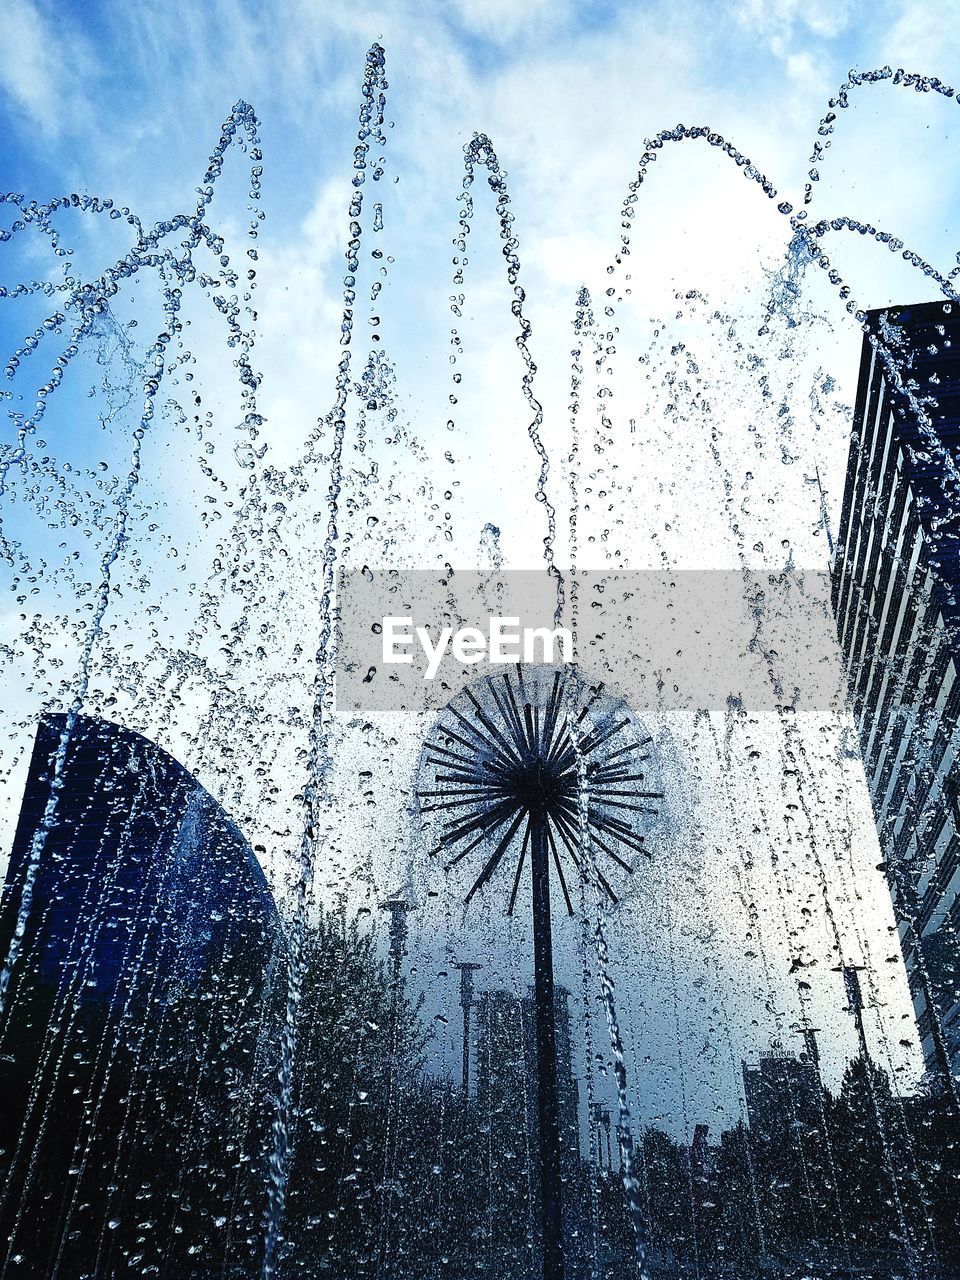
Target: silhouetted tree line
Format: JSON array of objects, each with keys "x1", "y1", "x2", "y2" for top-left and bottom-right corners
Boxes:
[
  {"x1": 276, "y1": 917, "x2": 960, "y2": 1280},
  {"x1": 594, "y1": 1057, "x2": 960, "y2": 1280},
  {"x1": 3, "y1": 903, "x2": 959, "y2": 1279}
]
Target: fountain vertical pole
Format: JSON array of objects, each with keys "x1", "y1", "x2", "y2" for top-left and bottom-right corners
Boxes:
[
  {"x1": 417, "y1": 670, "x2": 659, "y2": 1280},
  {"x1": 454, "y1": 962, "x2": 482, "y2": 1094},
  {"x1": 530, "y1": 806, "x2": 566, "y2": 1280}
]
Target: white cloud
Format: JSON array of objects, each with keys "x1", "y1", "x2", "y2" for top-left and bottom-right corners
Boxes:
[
  {"x1": 785, "y1": 48, "x2": 831, "y2": 94},
  {"x1": 0, "y1": 0, "x2": 63, "y2": 133},
  {"x1": 737, "y1": 0, "x2": 856, "y2": 43},
  {"x1": 882, "y1": 0, "x2": 960, "y2": 71},
  {"x1": 251, "y1": 177, "x2": 354, "y2": 461},
  {"x1": 0, "y1": 0, "x2": 96, "y2": 137},
  {"x1": 448, "y1": 0, "x2": 566, "y2": 42}
]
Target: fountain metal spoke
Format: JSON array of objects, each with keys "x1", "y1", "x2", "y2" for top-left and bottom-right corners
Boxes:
[
  {"x1": 596, "y1": 736, "x2": 651, "y2": 767},
  {"x1": 465, "y1": 807, "x2": 528, "y2": 904},
  {"x1": 586, "y1": 828, "x2": 637, "y2": 876},
  {"x1": 586, "y1": 810, "x2": 652, "y2": 855},
  {"x1": 495, "y1": 670, "x2": 530, "y2": 751},
  {"x1": 546, "y1": 824, "x2": 574, "y2": 916},
  {"x1": 587, "y1": 770, "x2": 653, "y2": 786},
  {"x1": 578, "y1": 716, "x2": 631, "y2": 757},
  {"x1": 417, "y1": 665, "x2": 659, "y2": 912},
  {"x1": 506, "y1": 822, "x2": 532, "y2": 917},
  {"x1": 488, "y1": 675, "x2": 529, "y2": 755},
  {"x1": 442, "y1": 801, "x2": 519, "y2": 864},
  {"x1": 594, "y1": 795, "x2": 663, "y2": 813},
  {"x1": 463, "y1": 687, "x2": 526, "y2": 765},
  {"x1": 575, "y1": 682, "x2": 606, "y2": 725}
]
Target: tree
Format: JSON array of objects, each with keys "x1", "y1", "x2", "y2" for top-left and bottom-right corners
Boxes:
[{"x1": 279, "y1": 908, "x2": 428, "y2": 1276}]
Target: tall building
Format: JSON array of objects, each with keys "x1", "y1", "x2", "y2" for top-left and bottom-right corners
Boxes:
[
  {"x1": 832, "y1": 300, "x2": 960, "y2": 1093},
  {"x1": 474, "y1": 986, "x2": 581, "y2": 1171},
  {"x1": 0, "y1": 713, "x2": 284, "y2": 1278},
  {"x1": 473, "y1": 986, "x2": 582, "y2": 1272}
]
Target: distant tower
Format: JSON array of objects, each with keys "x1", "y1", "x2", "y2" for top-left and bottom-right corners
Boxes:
[
  {"x1": 799, "y1": 1026, "x2": 822, "y2": 1101},
  {"x1": 800, "y1": 1026, "x2": 821, "y2": 1069},
  {"x1": 591, "y1": 1103, "x2": 613, "y2": 1172},
  {"x1": 378, "y1": 899, "x2": 415, "y2": 1113},
  {"x1": 453, "y1": 961, "x2": 482, "y2": 1093},
  {"x1": 376, "y1": 895, "x2": 416, "y2": 1279},
  {"x1": 793, "y1": 984, "x2": 823, "y2": 1090},
  {"x1": 380, "y1": 896, "x2": 414, "y2": 991}
]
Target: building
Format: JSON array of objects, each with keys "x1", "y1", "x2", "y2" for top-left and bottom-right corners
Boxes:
[
  {"x1": 0, "y1": 713, "x2": 284, "y2": 1278},
  {"x1": 742, "y1": 1043, "x2": 822, "y2": 1141},
  {"x1": 474, "y1": 985, "x2": 581, "y2": 1172},
  {"x1": 831, "y1": 299, "x2": 960, "y2": 1091},
  {"x1": 742, "y1": 1043, "x2": 827, "y2": 1250},
  {"x1": 473, "y1": 985, "x2": 582, "y2": 1272}
]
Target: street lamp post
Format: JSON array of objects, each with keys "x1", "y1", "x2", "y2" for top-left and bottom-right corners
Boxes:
[{"x1": 453, "y1": 961, "x2": 482, "y2": 1094}]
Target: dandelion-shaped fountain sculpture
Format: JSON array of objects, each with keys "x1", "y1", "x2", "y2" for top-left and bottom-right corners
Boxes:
[{"x1": 416, "y1": 664, "x2": 661, "y2": 1280}]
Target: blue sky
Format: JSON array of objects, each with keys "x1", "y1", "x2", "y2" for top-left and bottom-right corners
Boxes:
[
  {"x1": 4, "y1": 1, "x2": 958, "y2": 264},
  {"x1": 3, "y1": 1, "x2": 958, "y2": 443},
  {"x1": 3, "y1": 0, "x2": 955, "y2": 501}
]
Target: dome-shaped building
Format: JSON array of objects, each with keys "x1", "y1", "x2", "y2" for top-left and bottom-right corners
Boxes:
[{"x1": 0, "y1": 714, "x2": 284, "y2": 1278}]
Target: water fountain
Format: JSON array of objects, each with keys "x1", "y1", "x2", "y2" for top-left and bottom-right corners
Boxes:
[
  {"x1": 417, "y1": 665, "x2": 660, "y2": 1278},
  {"x1": 0, "y1": 32, "x2": 958, "y2": 1280}
]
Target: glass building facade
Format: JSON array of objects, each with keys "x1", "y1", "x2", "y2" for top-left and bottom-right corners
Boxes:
[
  {"x1": 0, "y1": 713, "x2": 284, "y2": 1277},
  {"x1": 832, "y1": 300, "x2": 960, "y2": 1092}
]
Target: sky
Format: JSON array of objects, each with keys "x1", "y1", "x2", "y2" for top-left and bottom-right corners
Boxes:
[
  {"x1": 1, "y1": 0, "x2": 959, "y2": 1136},
  {"x1": 3, "y1": 0, "x2": 958, "y2": 483}
]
